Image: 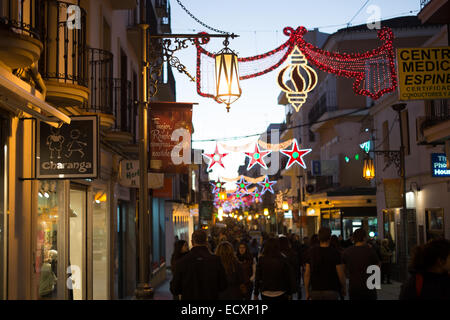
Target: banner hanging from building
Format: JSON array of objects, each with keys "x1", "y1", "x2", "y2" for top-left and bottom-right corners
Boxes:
[
  {"x1": 149, "y1": 102, "x2": 193, "y2": 173},
  {"x1": 397, "y1": 47, "x2": 450, "y2": 101},
  {"x1": 36, "y1": 116, "x2": 98, "y2": 179}
]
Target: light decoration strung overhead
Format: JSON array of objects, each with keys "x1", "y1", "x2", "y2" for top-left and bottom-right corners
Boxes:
[
  {"x1": 210, "y1": 179, "x2": 224, "y2": 194},
  {"x1": 214, "y1": 39, "x2": 242, "y2": 112},
  {"x1": 280, "y1": 138, "x2": 312, "y2": 170},
  {"x1": 277, "y1": 46, "x2": 318, "y2": 112},
  {"x1": 236, "y1": 176, "x2": 251, "y2": 194},
  {"x1": 245, "y1": 143, "x2": 271, "y2": 170},
  {"x1": 195, "y1": 26, "x2": 397, "y2": 102},
  {"x1": 202, "y1": 144, "x2": 228, "y2": 171},
  {"x1": 258, "y1": 176, "x2": 277, "y2": 194},
  {"x1": 251, "y1": 188, "x2": 262, "y2": 202}
]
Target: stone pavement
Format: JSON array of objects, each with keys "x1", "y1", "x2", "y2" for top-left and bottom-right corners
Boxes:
[{"x1": 152, "y1": 270, "x2": 403, "y2": 300}]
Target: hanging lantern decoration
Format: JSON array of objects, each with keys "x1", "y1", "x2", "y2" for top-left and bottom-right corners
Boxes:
[
  {"x1": 215, "y1": 39, "x2": 242, "y2": 112},
  {"x1": 277, "y1": 46, "x2": 317, "y2": 112},
  {"x1": 363, "y1": 158, "x2": 375, "y2": 180}
]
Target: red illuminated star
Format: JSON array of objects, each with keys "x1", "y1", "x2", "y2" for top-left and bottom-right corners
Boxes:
[
  {"x1": 210, "y1": 179, "x2": 224, "y2": 194},
  {"x1": 245, "y1": 143, "x2": 271, "y2": 170},
  {"x1": 203, "y1": 144, "x2": 228, "y2": 171},
  {"x1": 280, "y1": 139, "x2": 312, "y2": 170},
  {"x1": 257, "y1": 176, "x2": 277, "y2": 194}
]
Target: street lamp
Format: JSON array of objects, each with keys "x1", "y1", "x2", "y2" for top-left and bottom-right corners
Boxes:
[
  {"x1": 363, "y1": 158, "x2": 375, "y2": 180},
  {"x1": 215, "y1": 39, "x2": 242, "y2": 112},
  {"x1": 264, "y1": 208, "x2": 269, "y2": 216},
  {"x1": 282, "y1": 201, "x2": 289, "y2": 211}
]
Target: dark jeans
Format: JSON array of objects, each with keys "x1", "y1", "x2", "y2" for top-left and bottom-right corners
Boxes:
[
  {"x1": 381, "y1": 263, "x2": 392, "y2": 283},
  {"x1": 310, "y1": 290, "x2": 339, "y2": 300}
]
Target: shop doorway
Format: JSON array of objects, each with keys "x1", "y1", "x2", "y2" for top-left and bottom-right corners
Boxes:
[
  {"x1": 69, "y1": 184, "x2": 87, "y2": 300},
  {"x1": 425, "y1": 208, "x2": 445, "y2": 241},
  {"x1": 116, "y1": 200, "x2": 129, "y2": 299}
]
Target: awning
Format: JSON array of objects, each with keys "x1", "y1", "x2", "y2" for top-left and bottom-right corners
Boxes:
[{"x1": 0, "y1": 66, "x2": 70, "y2": 126}]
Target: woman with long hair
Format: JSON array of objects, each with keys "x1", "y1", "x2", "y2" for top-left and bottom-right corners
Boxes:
[
  {"x1": 399, "y1": 238, "x2": 450, "y2": 299},
  {"x1": 215, "y1": 241, "x2": 246, "y2": 300},
  {"x1": 236, "y1": 241, "x2": 256, "y2": 300},
  {"x1": 169, "y1": 240, "x2": 189, "y2": 300},
  {"x1": 254, "y1": 237, "x2": 296, "y2": 300}
]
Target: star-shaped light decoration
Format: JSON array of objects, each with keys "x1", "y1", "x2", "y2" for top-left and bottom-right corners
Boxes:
[
  {"x1": 236, "y1": 176, "x2": 251, "y2": 194},
  {"x1": 245, "y1": 143, "x2": 271, "y2": 170},
  {"x1": 233, "y1": 190, "x2": 243, "y2": 201},
  {"x1": 280, "y1": 139, "x2": 312, "y2": 170},
  {"x1": 257, "y1": 176, "x2": 277, "y2": 194},
  {"x1": 202, "y1": 144, "x2": 228, "y2": 171},
  {"x1": 210, "y1": 179, "x2": 224, "y2": 194},
  {"x1": 251, "y1": 188, "x2": 262, "y2": 202}
]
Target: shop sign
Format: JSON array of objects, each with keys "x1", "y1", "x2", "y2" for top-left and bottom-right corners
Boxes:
[
  {"x1": 149, "y1": 102, "x2": 193, "y2": 173},
  {"x1": 383, "y1": 178, "x2": 403, "y2": 208},
  {"x1": 118, "y1": 160, "x2": 164, "y2": 189},
  {"x1": 431, "y1": 153, "x2": 450, "y2": 177},
  {"x1": 397, "y1": 47, "x2": 450, "y2": 101},
  {"x1": 36, "y1": 116, "x2": 98, "y2": 179}
]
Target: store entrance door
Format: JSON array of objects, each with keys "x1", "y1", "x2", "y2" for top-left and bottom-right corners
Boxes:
[
  {"x1": 69, "y1": 184, "x2": 87, "y2": 300},
  {"x1": 116, "y1": 200, "x2": 128, "y2": 299}
]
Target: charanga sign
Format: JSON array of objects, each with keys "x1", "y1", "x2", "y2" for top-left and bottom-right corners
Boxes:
[
  {"x1": 36, "y1": 116, "x2": 98, "y2": 179},
  {"x1": 397, "y1": 47, "x2": 449, "y2": 100}
]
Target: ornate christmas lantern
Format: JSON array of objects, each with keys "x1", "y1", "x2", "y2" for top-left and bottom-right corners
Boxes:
[
  {"x1": 363, "y1": 158, "x2": 375, "y2": 180},
  {"x1": 215, "y1": 40, "x2": 241, "y2": 112},
  {"x1": 277, "y1": 46, "x2": 317, "y2": 112}
]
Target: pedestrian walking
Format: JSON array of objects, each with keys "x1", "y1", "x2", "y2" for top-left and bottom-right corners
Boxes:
[
  {"x1": 215, "y1": 241, "x2": 246, "y2": 300},
  {"x1": 380, "y1": 239, "x2": 393, "y2": 284},
  {"x1": 254, "y1": 237, "x2": 296, "y2": 301},
  {"x1": 279, "y1": 235, "x2": 300, "y2": 298},
  {"x1": 249, "y1": 238, "x2": 260, "y2": 262},
  {"x1": 236, "y1": 241, "x2": 256, "y2": 300},
  {"x1": 171, "y1": 229, "x2": 227, "y2": 300},
  {"x1": 399, "y1": 238, "x2": 450, "y2": 300},
  {"x1": 342, "y1": 228, "x2": 380, "y2": 300},
  {"x1": 304, "y1": 227, "x2": 346, "y2": 300},
  {"x1": 169, "y1": 239, "x2": 189, "y2": 300},
  {"x1": 330, "y1": 235, "x2": 345, "y2": 300}
]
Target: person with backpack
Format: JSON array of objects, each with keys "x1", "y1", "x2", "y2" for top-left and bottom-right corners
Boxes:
[
  {"x1": 304, "y1": 227, "x2": 347, "y2": 300},
  {"x1": 399, "y1": 238, "x2": 450, "y2": 300}
]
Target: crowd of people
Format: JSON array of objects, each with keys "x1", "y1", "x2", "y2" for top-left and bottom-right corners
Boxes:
[{"x1": 169, "y1": 224, "x2": 450, "y2": 300}]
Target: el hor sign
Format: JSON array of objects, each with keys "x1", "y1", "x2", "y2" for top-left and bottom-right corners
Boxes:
[{"x1": 36, "y1": 116, "x2": 99, "y2": 179}]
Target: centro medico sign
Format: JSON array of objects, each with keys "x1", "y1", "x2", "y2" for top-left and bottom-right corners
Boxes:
[{"x1": 396, "y1": 47, "x2": 449, "y2": 101}]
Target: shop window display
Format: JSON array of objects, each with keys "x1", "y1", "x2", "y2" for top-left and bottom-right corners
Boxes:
[
  {"x1": 36, "y1": 180, "x2": 62, "y2": 299},
  {"x1": 93, "y1": 188, "x2": 108, "y2": 299}
]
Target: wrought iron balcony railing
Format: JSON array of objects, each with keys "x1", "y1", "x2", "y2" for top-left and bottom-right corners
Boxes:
[
  {"x1": 39, "y1": 0, "x2": 88, "y2": 86},
  {"x1": 85, "y1": 47, "x2": 113, "y2": 114},
  {"x1": 422, "y1": 99, "x2": 450, "y2": 130},
  {"x1": 0, "y1": 0, "x2": 42, "y2": 40},
  {"x1": 112, "y1": 78, "x2": 136, "y2": 137}
]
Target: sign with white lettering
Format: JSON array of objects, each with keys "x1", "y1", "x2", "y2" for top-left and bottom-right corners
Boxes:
[
  {"x1": 36, "y1": 116, "x2": 98, "y2": 179},
  {"x1": 118, "y1": 160, "x2": 164, "y2": 189},
  {"x1": 396, "y1": 47, "x2": 450, "y2": 101},
  {"x1": 431, "y1": 153, "x2": 450, "y2": 177}
]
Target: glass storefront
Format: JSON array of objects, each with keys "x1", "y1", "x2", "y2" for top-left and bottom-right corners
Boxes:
[
  {"x1": 69, "y1": 185, "x2": 87, "y2": 300},
  {"x1": 92, "y1": 187, "x2": 108, "y2": 299},
  {"x1": 36, "y1": 180, "x2": 64, "y2": 299}
]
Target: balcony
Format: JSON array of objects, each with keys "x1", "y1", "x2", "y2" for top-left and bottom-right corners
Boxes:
[
  {"x1": 155, "y1": 0, "x2": 169, "y2": 18},
  {"x1": 104, "y1": 78, "x2": 136, "y2": 145},
  {"x1": 418, "y1": 0, "x2": 449, "y2": 24},
  {"x1": 81, "y1": 47, "x2": 115, "y2": 129},
  {"x1": 419, "y1": 99, "x2": 450, "y2": 144},
  {"x1": 0, "y1": 0, "x2": 43, "y2": 69},
  {"x1": 308, "y1": 94, "x2": 337, "y2": 124},
  {"x1": 39, "y1": 0, "x2": 89, "y2": 108}
]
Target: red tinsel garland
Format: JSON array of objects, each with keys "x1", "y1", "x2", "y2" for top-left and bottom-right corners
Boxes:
[{"x1": 195, "y1": 25, "x2": 398, "y2": 101}]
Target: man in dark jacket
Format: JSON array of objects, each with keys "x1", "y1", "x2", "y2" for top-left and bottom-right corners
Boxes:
[{"x1": 171, "y1": 229, "x2": 228, "y2": 300}]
